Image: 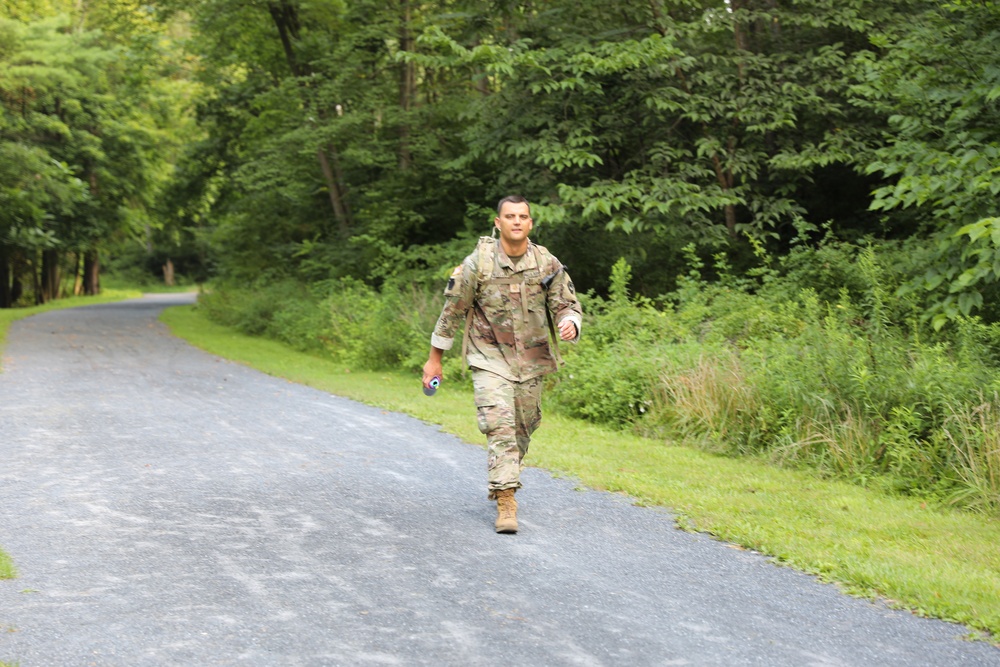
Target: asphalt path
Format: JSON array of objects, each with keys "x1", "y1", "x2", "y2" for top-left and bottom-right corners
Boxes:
[{"x1": 1, "y1": 294, "x2": 998, "y2": 666}]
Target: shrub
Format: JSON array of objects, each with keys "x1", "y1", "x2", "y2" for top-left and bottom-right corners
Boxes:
[
  {"x1": 547, "y1": 259, "x2": 685, "y2": 427},
  {"x1": 199, "y1": 277, "x2": 445, "y2": 372},
  {"x1": 198, "y1": 280, "x2": 330, "y2": 354},
  {"x1": 547, "y1": 337, "x2": 661, "y2": 426}
]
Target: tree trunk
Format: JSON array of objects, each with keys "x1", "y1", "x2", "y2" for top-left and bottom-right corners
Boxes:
[
  {"x1": 32, "y1": 251, "x2": 42, "y2": 305},
  {"x1": 0, "y1": 244, "x2": 10, "y2": 308},
  {"x1": 267, "y1": 0, "x2": 303, "y2": 76},
  {"x1": 163, "y1": 258, "x2": 176, "y2": 286},
  {"x1": 730, "y1": 0, "x2": 750, "y2": 83},
  {"x1": 317, "y1": 146, "x2": 351, "y2": 236},
  {"x1": 725, "y1": 0, "x2": 750, "y2": 237},
  {"x1": 712, "y1": 152, "x2": 738, "y2": 238},
  {"x1": 41, "y1": 249, "x2": 61, "y2": 303},
  {"x1": 265, "y1": 0, "x2": 352, "y2": 231},
  {"x1": 83, "y1": 250, "x2": 100, "y2": 296},
  {"x1": 7, "y1": 248, "x2": 23, "y2": 306},
  {"x1": 647, "y1": 0, "x2": 667, "y2": 35},
  {"x1": 398, "y1": 0, "x2": 415, "y2": 170},
  {"x1": 73, "y1": 252, "x2": 84, "y2": 295},
  {"x1": 11, "y1": 274, "x2": 23, "y2": 305}
]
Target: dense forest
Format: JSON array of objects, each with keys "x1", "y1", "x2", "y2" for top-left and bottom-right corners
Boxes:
[{"x1": 3, "y1": 0, "x2": 1000, "y2": 511}]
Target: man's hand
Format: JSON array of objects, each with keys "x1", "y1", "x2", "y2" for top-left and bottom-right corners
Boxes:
[
  {"x1": 423, "y1": 348, "x2": 444, "y2": 388},
  {"x1": 558, "y1": 319, "x2": 578, "y2": 341}
]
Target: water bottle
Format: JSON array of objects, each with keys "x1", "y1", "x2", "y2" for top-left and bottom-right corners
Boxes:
[{"x1": 423, "y1": 376, "x2": 441, "y2": 397}]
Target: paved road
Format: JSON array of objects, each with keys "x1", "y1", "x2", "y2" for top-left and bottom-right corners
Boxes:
[{"x1": 0, "y1": 295, "x2": 998, "y2": 667}]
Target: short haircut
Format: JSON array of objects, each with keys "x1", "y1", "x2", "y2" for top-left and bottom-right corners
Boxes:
[{"x1": 496, "y1": 195, "x2": 531, "y2": 216}]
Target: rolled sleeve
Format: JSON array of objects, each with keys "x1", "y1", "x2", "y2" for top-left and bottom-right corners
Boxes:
[
  {"x1": 548, "y1": 265, "x2": 583, "y2": 344},
  {"x1": 431, "y1": 333, "x2": 454, "y2": 351},
  {"x1": 558, "y1": 314, "x2": 582, "y2": 343}
]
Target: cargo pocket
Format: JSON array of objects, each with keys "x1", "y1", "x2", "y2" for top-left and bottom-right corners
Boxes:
[{"x1": 475, "y1": 398, "x2": 498, "y2": 435}]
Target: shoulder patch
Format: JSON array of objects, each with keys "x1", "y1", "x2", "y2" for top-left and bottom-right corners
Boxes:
[{"x1": 446, "y1": 264, "x2": 463, "y2": 293}]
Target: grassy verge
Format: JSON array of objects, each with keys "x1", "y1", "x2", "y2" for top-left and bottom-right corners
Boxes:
[
  {"x1": 162, "y1": 304, "x2": 1000, "y2": 638},
  {"x1": 0, "y1": 288, "x2": 142, "y2": 581}
]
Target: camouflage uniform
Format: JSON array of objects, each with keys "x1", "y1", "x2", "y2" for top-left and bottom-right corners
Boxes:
[{"x1": 431, "y1": 236, "x2": 582, "y2": 497}]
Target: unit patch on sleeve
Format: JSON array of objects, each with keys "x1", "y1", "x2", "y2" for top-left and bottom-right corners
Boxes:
[{"x1": 445, "y1": 264, "x2": 463, "y2": 293}]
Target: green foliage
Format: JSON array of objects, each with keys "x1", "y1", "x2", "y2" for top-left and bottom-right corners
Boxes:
[
  {"x1": 198, "y1": 281, "x2": 330, "y2": 353},
  {"x1": 855, "y1": 1, "x2": 1000, "y2": 326},
  {"x1": 547, "y1": 338, "x2": 660, "y2": 426},
  {"x1": 4, "y1": 0, "x2": 996, "y2": 514},
  {"x1": 160, "y1": 0, "x2": 937, "y2": 301},
  {"x1": 0, "y1": 9, "x2": 195, "y2": 305},
  {"x1": 547, "y1": 258, "x2": 682, "y2": 425},
  {"x1": 899, "y1": 218, "x2": 1000, "y2": 330},
  {"x1": 198, "y1": 276, "x2": 444, "y2": 373},
  {"x1": 3, "y1": 0, "x2": 998, "y2": 332},
  {"x1": 163, "y1": 0, "x2": 486, "y2": 286},
  {"x1": 412, "y1": 0, "x2": 890, "y2": 257},
  {"x1": 549, "y1": 246, "x2": 1000, "y2": 514},
  {"x1": 940, "y1": 400, "x2": 1000, "y2": 513}
]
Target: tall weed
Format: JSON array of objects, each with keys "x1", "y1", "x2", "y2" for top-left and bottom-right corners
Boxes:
[
  {"x1": 940, "y1": 401, "x2": 1000, "y2": 514},
  {"x1": 643, "y1": 350, "x2": 763, "y2": 454}
]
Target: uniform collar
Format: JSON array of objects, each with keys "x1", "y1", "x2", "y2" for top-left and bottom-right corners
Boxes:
[{"x1": 496, "y1": 240, "x2": 538, "y2": 272}]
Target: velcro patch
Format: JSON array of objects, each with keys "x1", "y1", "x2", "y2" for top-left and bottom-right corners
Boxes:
[{"x1": 445, "y1": 264, "x2": 463, "y2": 293}]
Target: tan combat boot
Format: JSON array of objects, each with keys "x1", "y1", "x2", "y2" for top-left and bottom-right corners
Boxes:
[{"x1": 495, "y1": 488, "x2": 518, "y2": 533}]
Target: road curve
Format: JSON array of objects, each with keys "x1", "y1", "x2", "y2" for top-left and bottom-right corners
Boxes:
[{"x1": 0, "y1": 294, "x2": 997, "y2": 666}]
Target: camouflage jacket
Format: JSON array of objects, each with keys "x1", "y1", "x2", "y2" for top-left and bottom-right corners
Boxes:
[{"x1": 431, "y1": 237, "x2": 583, "y2": 382}]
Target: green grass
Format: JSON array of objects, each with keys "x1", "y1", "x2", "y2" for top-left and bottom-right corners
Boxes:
[
  {"x1": 0, "y1": 552, "x2": 13, "y2": 580},
  {"x1": 0, "y1": 288, "x2": 142, "y2": 581},
  {"x1": 161, "y1": 304, "x2": 1000, "y2": 639}
]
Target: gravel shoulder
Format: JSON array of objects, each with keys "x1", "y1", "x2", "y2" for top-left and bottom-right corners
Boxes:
[{"x1": 1, "y1": 294, "x2": 998, "y2": 666}]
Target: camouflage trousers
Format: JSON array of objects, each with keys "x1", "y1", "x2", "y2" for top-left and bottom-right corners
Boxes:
[{"x1": 472, "y1": 369, "x2": 543, "y2": 499}]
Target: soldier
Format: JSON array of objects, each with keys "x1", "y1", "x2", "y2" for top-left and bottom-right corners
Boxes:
[{"x1": 422, "y1": 195, "x2": 582, "y2": 534}]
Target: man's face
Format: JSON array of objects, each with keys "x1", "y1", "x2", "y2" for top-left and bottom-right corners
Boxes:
[{"x1": 494, "y1": 202, "x2": 533, "y2": 247}]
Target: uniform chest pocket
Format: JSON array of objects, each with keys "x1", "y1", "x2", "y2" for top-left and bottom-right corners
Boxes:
[
  {"x1": 524, "y1": 283, "x2": 548, "y2": 329},
  {"x1": 478, "y1": 283, "x2": 506, "y2": 311}
]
